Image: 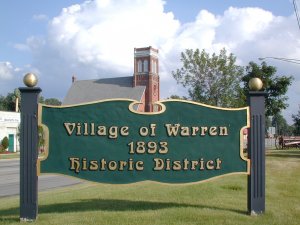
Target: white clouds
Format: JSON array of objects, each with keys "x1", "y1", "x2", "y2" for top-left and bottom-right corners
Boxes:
[
  {"x1": 33, "y1": 14, "x2": 49, "y2": 21},
  {"x1": 13, "y1": 43, "x2": 30, "y2": 52},
  {"x1": 0, "y1": 62, "x2": 16, "y2": 80},
  {"x1": 217, "y1": 7, "x2": 274, "y2": 44},
  {"x1": 9, "y1": 0, "x2": 299, "y2": 122},
  {"x1": 0, "y1": 61, "x2": 40, "y2": 95},
  {"x1": 172, "y1": 10, "x2": 219, "y2": 51},
  {"x1": 27, "y1": 0, "x2": 181, "y2": 97},
  {"x1": 46, "y1": 0, "x2": 179, "y2": 73}
]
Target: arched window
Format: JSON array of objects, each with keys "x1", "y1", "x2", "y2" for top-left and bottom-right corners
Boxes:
[
  {"x1": 143, "y1": 60, "x2": 148, "y2": 72},
  {"x1": 137, "y1": 60, "x2": 142, "y2": 73},
  {"x1": 152, "y1": 60, "x2": 157, "y2": 74},
  {"x1": 152, "y1": 60, "x2": 155, "y2": 73}
]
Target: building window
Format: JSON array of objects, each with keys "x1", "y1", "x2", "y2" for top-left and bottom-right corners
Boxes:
[
  {"x1": 152, "y1": 60, "x2": 154, "y2": 73},
  {"x1": 138, "y1": 60, "x2": 142, "y2": 73},
  {"x1": 152, "y1": 60, "x2": 157, "y2": 74},
  {"x1": 143, "y1": 60, "x2": 148, "y2": 72}
]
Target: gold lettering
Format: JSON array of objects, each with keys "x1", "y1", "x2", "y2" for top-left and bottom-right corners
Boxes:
[
  {"x1": 100, "y1": 158, "x2": 107, "y2": 170},
  {"x1": 209, "y1": 127, "x2": 217, "y2": 136},
  {"x1": 191, "y1": 127, "x2": 199, "y2": 136},
  {"x1": 89, "y1": 160, "x2": 99, "y2": 171},
  {"x1": 206, "y1": 160, "x2": 214, "y2": 170},
  {"x1": 150, "y1": 124, "x2": 156, "y2": 136},
  {"x1": 108, "y1": 126, "x2": 118, "y2": 139},
  {"x1": 128, "y1": 158, "x2": 134, "y2": 171},
  {"x1": 90, "y1": 123, "x2": 95, "y2": 136},
  {"x1": 216, "y1": 158, "x2": 222, "y2": 169},
  {"x1": 136, "y1": 141, "x2": 146, "y2": 154},
  {"x1": 153, "y1": 158, "x2": 164, "y2": 170},
  {"x1": 83, "y1": 123, "x2": 88, "y2": 136},
  {"x1": 108, "y1": 161, "x2": 117, "y2": 170},
  {"x1": 183, "y1": 158, "x2": 189, "y2": 170},
  {"x1": 139, "y1": 127, "x2": 148, "y2": 136},
  {"x1": 76, "y1": 123, "x2": 82, "y2": 135},
  {"x1": 91, "y1": 123, "x2": 95, "y2": 136},
  {"x1": 118, "y1": 161, "x2": 127, "y2": 171},
  {"x1": 180, "y1": 127, "x2": 190, "y2": 136},
  {"x1": 158, "y1": 142, "x2": 168, "y2": 154},
  {"x1": 165, "y1": 124, "x2": 180, "y2": 136},
  {"x1": 219, "y1": 127, "x2": 228, "y2": 136},
  {"x1": 165, "y1": 159, "x2": 171, "y2": 170},
  {"x1": 191, "y1": 160, "x2": 198, "y2": 170},
  {"x1": 69, "y1": 157, "x2": 80, "y2": 173},
  {"x1": 120, "y1": 126, "x2": 129, "y2": 136},
  {"x1": 172, "y1": 160, "x2": 182, "y2": 171},
  {"x1": 82, "y1": 158, "x2": 87, "y2": 170},
  {"x1": 200, "y1": 127, "x2": 208, "y2": 136},
  {"x1": 64, "y1": 123, "x2": 76, "y2": 136},
  {"x1": 135, "y1": 161, "x2": 144, "y2": 171},
  {"x1": 199, "y1": 158, "x2": 205, "y2": 170},
  {"x1": 147, "y1": 142, "x2": 157, "y2": 154},
  {"x1": 97, "y1": 126, "x2": 106, "y2": 136}
]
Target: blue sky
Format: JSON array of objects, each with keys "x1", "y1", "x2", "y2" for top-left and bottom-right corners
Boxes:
[{"x1": 0, "y1": 0, "x2": 299, "y2": 123}]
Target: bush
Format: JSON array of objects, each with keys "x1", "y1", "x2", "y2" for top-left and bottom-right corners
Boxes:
[
  {"x1": 0, "y1": 144, "x2": 4, "y2": 153},
  {"x1": 1, "y1": 136, "x2": 9, "y2": 151}
]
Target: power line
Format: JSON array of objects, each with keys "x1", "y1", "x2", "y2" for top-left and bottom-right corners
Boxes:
[
  {"x1": 293, "y1": 0, "x2": 300, "y2": 31},
  {"x1": 258, "y1": 57, "x2": 300, "y2": 65}
]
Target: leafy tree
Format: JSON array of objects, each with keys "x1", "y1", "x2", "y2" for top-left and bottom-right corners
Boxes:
[
  {"x1": 0, "y1": 89, "x2": 62, "y2": 111},
  {"x1": 265, "y1": 116, "x2": 272, "y2": 129},
  {"x1": 172, "y1": 48, "x2": 244, "y2": 107},
  {"x1": 272, "y1": 113, "x2": 294, "y2": 136},
  {"x1": 242, "y1": 61, "x2": 293, "y2": 116},
  {"x1": 168, "y1": 95, "x2": 188, "y2": 100},
  {"x1": 39, "y1": 96, "x2": 62, "y2": 106},
  {"x1": 292, "y1": 106, "x2": 300, "y2": 135},
  {"x1": 0, "y1": 89, "x2": 20, "y2": 111}
]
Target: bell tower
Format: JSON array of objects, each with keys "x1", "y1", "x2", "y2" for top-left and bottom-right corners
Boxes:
[{"x1": 133, "y1": 46, "x2": 160, "y2": 112}]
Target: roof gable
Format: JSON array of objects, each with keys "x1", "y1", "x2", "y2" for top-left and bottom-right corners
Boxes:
[{"x1": 63, "y1": 76, "x2": 145, "y2": 105}]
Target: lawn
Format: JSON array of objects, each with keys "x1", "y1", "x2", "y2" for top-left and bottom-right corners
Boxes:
[
  {"x1": 0, "y1": 150, "x2": 299, "y2": 225},
  {"x1": 0, "y1": 153, "x2": 19, "y2": 160}
]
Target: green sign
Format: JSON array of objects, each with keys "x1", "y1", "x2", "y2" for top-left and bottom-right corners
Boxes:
[{"x1": 38, "y1": 99, "x2": 249, "y2": 184}]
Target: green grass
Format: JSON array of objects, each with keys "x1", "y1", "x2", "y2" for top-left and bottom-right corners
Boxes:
[
  {"x1": 0, "y1": 153, "x2": 19, "y2": 160},
  {"x1": 0, "y1": 150, "x2": 299, "y2": 225}
]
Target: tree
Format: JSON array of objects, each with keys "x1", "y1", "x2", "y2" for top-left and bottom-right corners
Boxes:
[
  {"x1": 0, "y1": 89, "x2": 62, "y2": 111},
  {"x1": 272, "y1": 113, "x2": 294, "y2": 136},
  {"x1": 39, "y1": 97, "x2": 62, "y2": 106},
  {"x1": 0, "y1": 89, "x2": 59, "y2": 154},
  {"x1": 242, "y1": 61, "x2": 293, "y2": 116},
  {"x1": 0, "y1": 89, "x2": 20, "y2": 111},
  {"x1": 168, "y1": 95, "x2": 188, "y2": 100},
  {"x1": 172, "y1": 48, "x2": 244, "y2": 107},
  {"x1": 292, "y1": 106, "x2": 300, "y2": 135}
]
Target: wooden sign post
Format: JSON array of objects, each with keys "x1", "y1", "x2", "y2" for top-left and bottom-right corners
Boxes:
[
  {"x1": 247, "y1": 91, "x2": 267, "y2": 214},
  {"x1": 19, "y1": 73, "x2": 41, "y2": 221}
]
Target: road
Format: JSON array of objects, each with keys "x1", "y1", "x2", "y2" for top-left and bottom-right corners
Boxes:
[{"x1": 0, "y1": 159, "x2": 84, "y2": 197}]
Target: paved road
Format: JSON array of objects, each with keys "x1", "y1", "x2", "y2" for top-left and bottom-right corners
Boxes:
[{"x1": 0, "y1": 159, "x2": 84, "y2": 197}]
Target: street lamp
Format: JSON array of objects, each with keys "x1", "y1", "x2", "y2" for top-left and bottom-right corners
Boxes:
[{"x1": 258, "y1": 57, "x2": 300, "y2": 65}]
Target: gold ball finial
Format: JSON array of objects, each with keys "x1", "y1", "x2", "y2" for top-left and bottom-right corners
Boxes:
[
  {"x1": 23, "y1": 73, "x2": 38, "y2": 87},
  {"x1": 249, "y1": 77, "x2": 263, "y2": 91}
]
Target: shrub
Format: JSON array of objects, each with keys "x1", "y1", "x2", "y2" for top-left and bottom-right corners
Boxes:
[
  {"x1": 0, "y1": 144, "x2": 4, "y2": 153},
  {"x1": 1, "y1": 136, "x2": 9, "y2": 151}
]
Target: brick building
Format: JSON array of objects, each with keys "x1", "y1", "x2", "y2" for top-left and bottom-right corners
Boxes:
[{"x1": 63, "y1": 46, "x2": 160, "y2": 112}]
